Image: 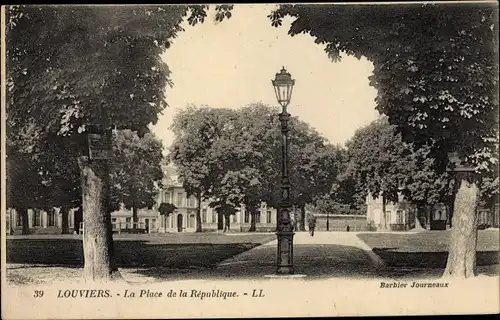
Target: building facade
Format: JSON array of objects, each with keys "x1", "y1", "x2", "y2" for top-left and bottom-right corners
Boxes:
[
  {"x1": 6, "y1": 165, "x2": 279, "y2": 235},
  {"x1": 366, "y1": 192, "x2": 454, "y2": 231},
  {"x1": 477, "y1": 204, "x2": 500, "y2": 228},
  {"x1": 366, "y1": 193, "x2": 499, "y2": 231},
  {"x1": 158, "y1": 166, "x2": 278, "y2": 233},
  {"x1": 366, "y1": 193, "x2": 418, "y2": 231},
  {"x1": 7, "y1": 207, "x2": 79, "y2": 235}
]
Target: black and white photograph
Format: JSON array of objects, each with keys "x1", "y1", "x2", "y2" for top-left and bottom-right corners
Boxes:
[{"x1": 1, "y1": 2, "x2": 499, "y2": 318}]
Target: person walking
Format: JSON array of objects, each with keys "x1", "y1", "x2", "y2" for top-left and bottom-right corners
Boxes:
[{"x1": 308, "y1": 214, "x2": 317, "y2": 237}]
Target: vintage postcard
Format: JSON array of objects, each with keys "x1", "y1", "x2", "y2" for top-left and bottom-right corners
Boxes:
[{"x1": 1, "y1": 2, "x2": 499, "y2": 319}]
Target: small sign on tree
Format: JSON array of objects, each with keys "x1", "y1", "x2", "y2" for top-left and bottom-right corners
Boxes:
[
  {"x1": 88, "y1": 133, "x2": 111, "y2": 160},
  {"x1": 447, "y1": 152, "x2": 476, "y2": 173}
]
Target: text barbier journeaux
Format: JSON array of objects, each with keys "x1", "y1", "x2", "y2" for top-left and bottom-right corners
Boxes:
[
  {"x1": 56, "y1": 288, "x2": 266, "y2": 299},
  {"x1": 380, "y1": 281, "x2": 450, "y2": 288}
]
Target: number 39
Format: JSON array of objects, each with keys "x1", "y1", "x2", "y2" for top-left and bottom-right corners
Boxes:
[{"x1": 33, "y1": 290, "x2": 44, "y2": 298}]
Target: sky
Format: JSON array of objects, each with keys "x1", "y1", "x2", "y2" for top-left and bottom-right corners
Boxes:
[{"x1": 151, "y1": 4, "x2": 379, "y2": 151}]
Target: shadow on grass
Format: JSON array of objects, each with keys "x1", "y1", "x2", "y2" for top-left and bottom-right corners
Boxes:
[
  {"x1": 370, "y1": 249, "x2": 499, "y2": 278},
  {"x1": 6, "y1": 239, "x2": 261, "y2": 270},
  {"x1": 372, "y1": 248, "x2": 499, "y2": 269},
  {"x1": 7, "y1": 239, "x2": 384, "y2": 281},
  {"x1": 356, "y1": 230, "x2": 500, "y2": 278},
  {"x1": 129, "y1": 243, "x2": 382, "y2": 281}
]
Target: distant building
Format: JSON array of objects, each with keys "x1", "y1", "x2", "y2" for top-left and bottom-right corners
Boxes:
[
  {"x1": 6, "y1": 165, "x2": 279, "y2": 234},
  {"x1": 365, "y1": 193, "x2": 418, "y2": 231},
  {"x1": 6, "y1": 207, "x2": 79, "y2": 235},
  {"x1": 366, "y1": 193, "x2": 499, "y2": 231},
  {"x1": 477, "y1": 204, "x2": 500, "y2": 228}
]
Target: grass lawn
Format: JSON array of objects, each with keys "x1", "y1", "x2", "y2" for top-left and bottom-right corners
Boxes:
[
  {"x1": 6, "y1": 232, "x2": 275, "y2": 283},
  {"x1": 357, "y1": 229, "x2": 499, "y2": 276}
]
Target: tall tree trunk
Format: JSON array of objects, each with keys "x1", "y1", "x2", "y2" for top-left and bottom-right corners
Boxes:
[
  {"x1": 78, "y1": 156, "x2": 120, "y2": 281},
  {"x1": 429, "y1": 203, "x2": 435, "y2": 230},
  {"x1": 9, "y1": 209, "x2": 14, "y2": 235},
  {"x1": 132, "y1": 206, "x2": 138, "y2": 231},
  {"x1": 249, "y1": 208, "x2": 256, "y2": 232},
  {"x1": 299, "y1": 204, "x2": 306, "y2": 231},
  {"x1": 61, "y1": 206, "x2": 70, "y2": 234},
  {"x1": 217, "y1": 211, "x2": 224, "y2": 230},
  {"x1": 195, "y1": 193, "x2": 202, "y2": 232},
  {"x1": 19, "y1": 207, "x2": 29, "y2": 235},
  {"x1": 382, "y1": 194, "x2": 387, "y2": 230},
  {"x1": 74, "y1": 206, "x2": 83, "y2": 233},
  {"x1": 224, "y1": 214, "x2": 231, "y2": 232},
  {"x1": 443, "y1": 175, "x2": 479, "y2": 279}
]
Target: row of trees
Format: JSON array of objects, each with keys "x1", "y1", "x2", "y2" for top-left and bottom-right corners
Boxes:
[
  {"x1": 168, "y1": 103, "x2": 345, "y2": 232},
  {"x1": 169, "y1": 105, "x2": 498, "y2": 235},
  {"x1": 7, "y1": 129, "x2": 164, "y2": 235},
  {"x1": 343, "y1": 117, "x2": 498, "y2": 229}
]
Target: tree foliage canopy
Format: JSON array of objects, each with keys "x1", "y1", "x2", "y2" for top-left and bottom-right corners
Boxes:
[
  {"x1": 109, "y1": 130, "x2": 164, "y2": 212},
  {"x1": 266, "y1": 3, "x2": 499, "y2": 171},
  {"x1": 346, "y1": 117, "x2": 454, "y2": 206},
  {"x1": 6, "y1": 4, "x2": 232, "y2": 154},
  {"x1": 169, "y1": 103, "x2": 341, "y2": 213},
  {"x1": 5, "y1": 4, "x2": 224, "y2": 211}
]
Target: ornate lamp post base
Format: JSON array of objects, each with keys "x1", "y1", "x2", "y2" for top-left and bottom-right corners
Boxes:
[{"x1": 276, "y1": 231, "x2": 295, "y2": 274}]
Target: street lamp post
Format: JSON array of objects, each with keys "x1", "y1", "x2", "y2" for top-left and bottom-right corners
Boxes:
[
  {"x1": 272, "y1": 67, "x2": 295, "y2": 275},
  {"x1": 327, "y1": 211, "x2": 330, "y2": 231}
]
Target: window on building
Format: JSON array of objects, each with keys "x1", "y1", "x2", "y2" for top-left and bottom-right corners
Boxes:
[
  {"x1": 126, "y1": 217, "x2": 131, "y2": 228},
  {"x1": 189, "y1": 214, "x2": 195, "y2": 228},
  {"x1": 33, "y1": 210, "x2": 41, "y2": 227},
  {"x1": 152, "y1": 219, "x2": 156, "y2": 229},
  {"x1": 386, "y1": 211, "x2": 391, "y2": 224},
  {"x1": 47, "y1": 210, "x2": 55, "y2": 226},
  {"x1": 177, "y1": 192, "x2": 183, "y2": 207},
  {"x1": 396, "y1": 210, "x2": 404, "y2": 224},
  {"x1": 266, "y1": 210, "x2": 272, "y2": 223},
  {"x1": 255, "y1": 211, "x2": 261, "y2": 223},
  {"x1": 188, "y1": 195, "x2": 196, "y2": 208},
  {"x1": 16, "y1": 212, "x2": 22, "y2": 226},
  {"x1": 440, "y1": 209, "x2": 447, "y2": 221},
  {"x1": 202, "y1": 208, "x2": 207, "y2": 223},
  {"x1": 244, "y1": 211, "x2": 249, "y2": 223},
  {"x1": 212, "y1": 211, "x2": 217, "y2": 223},
  {"x1": 433, "y1": 210, "x2": 441, "y2": 221}
]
